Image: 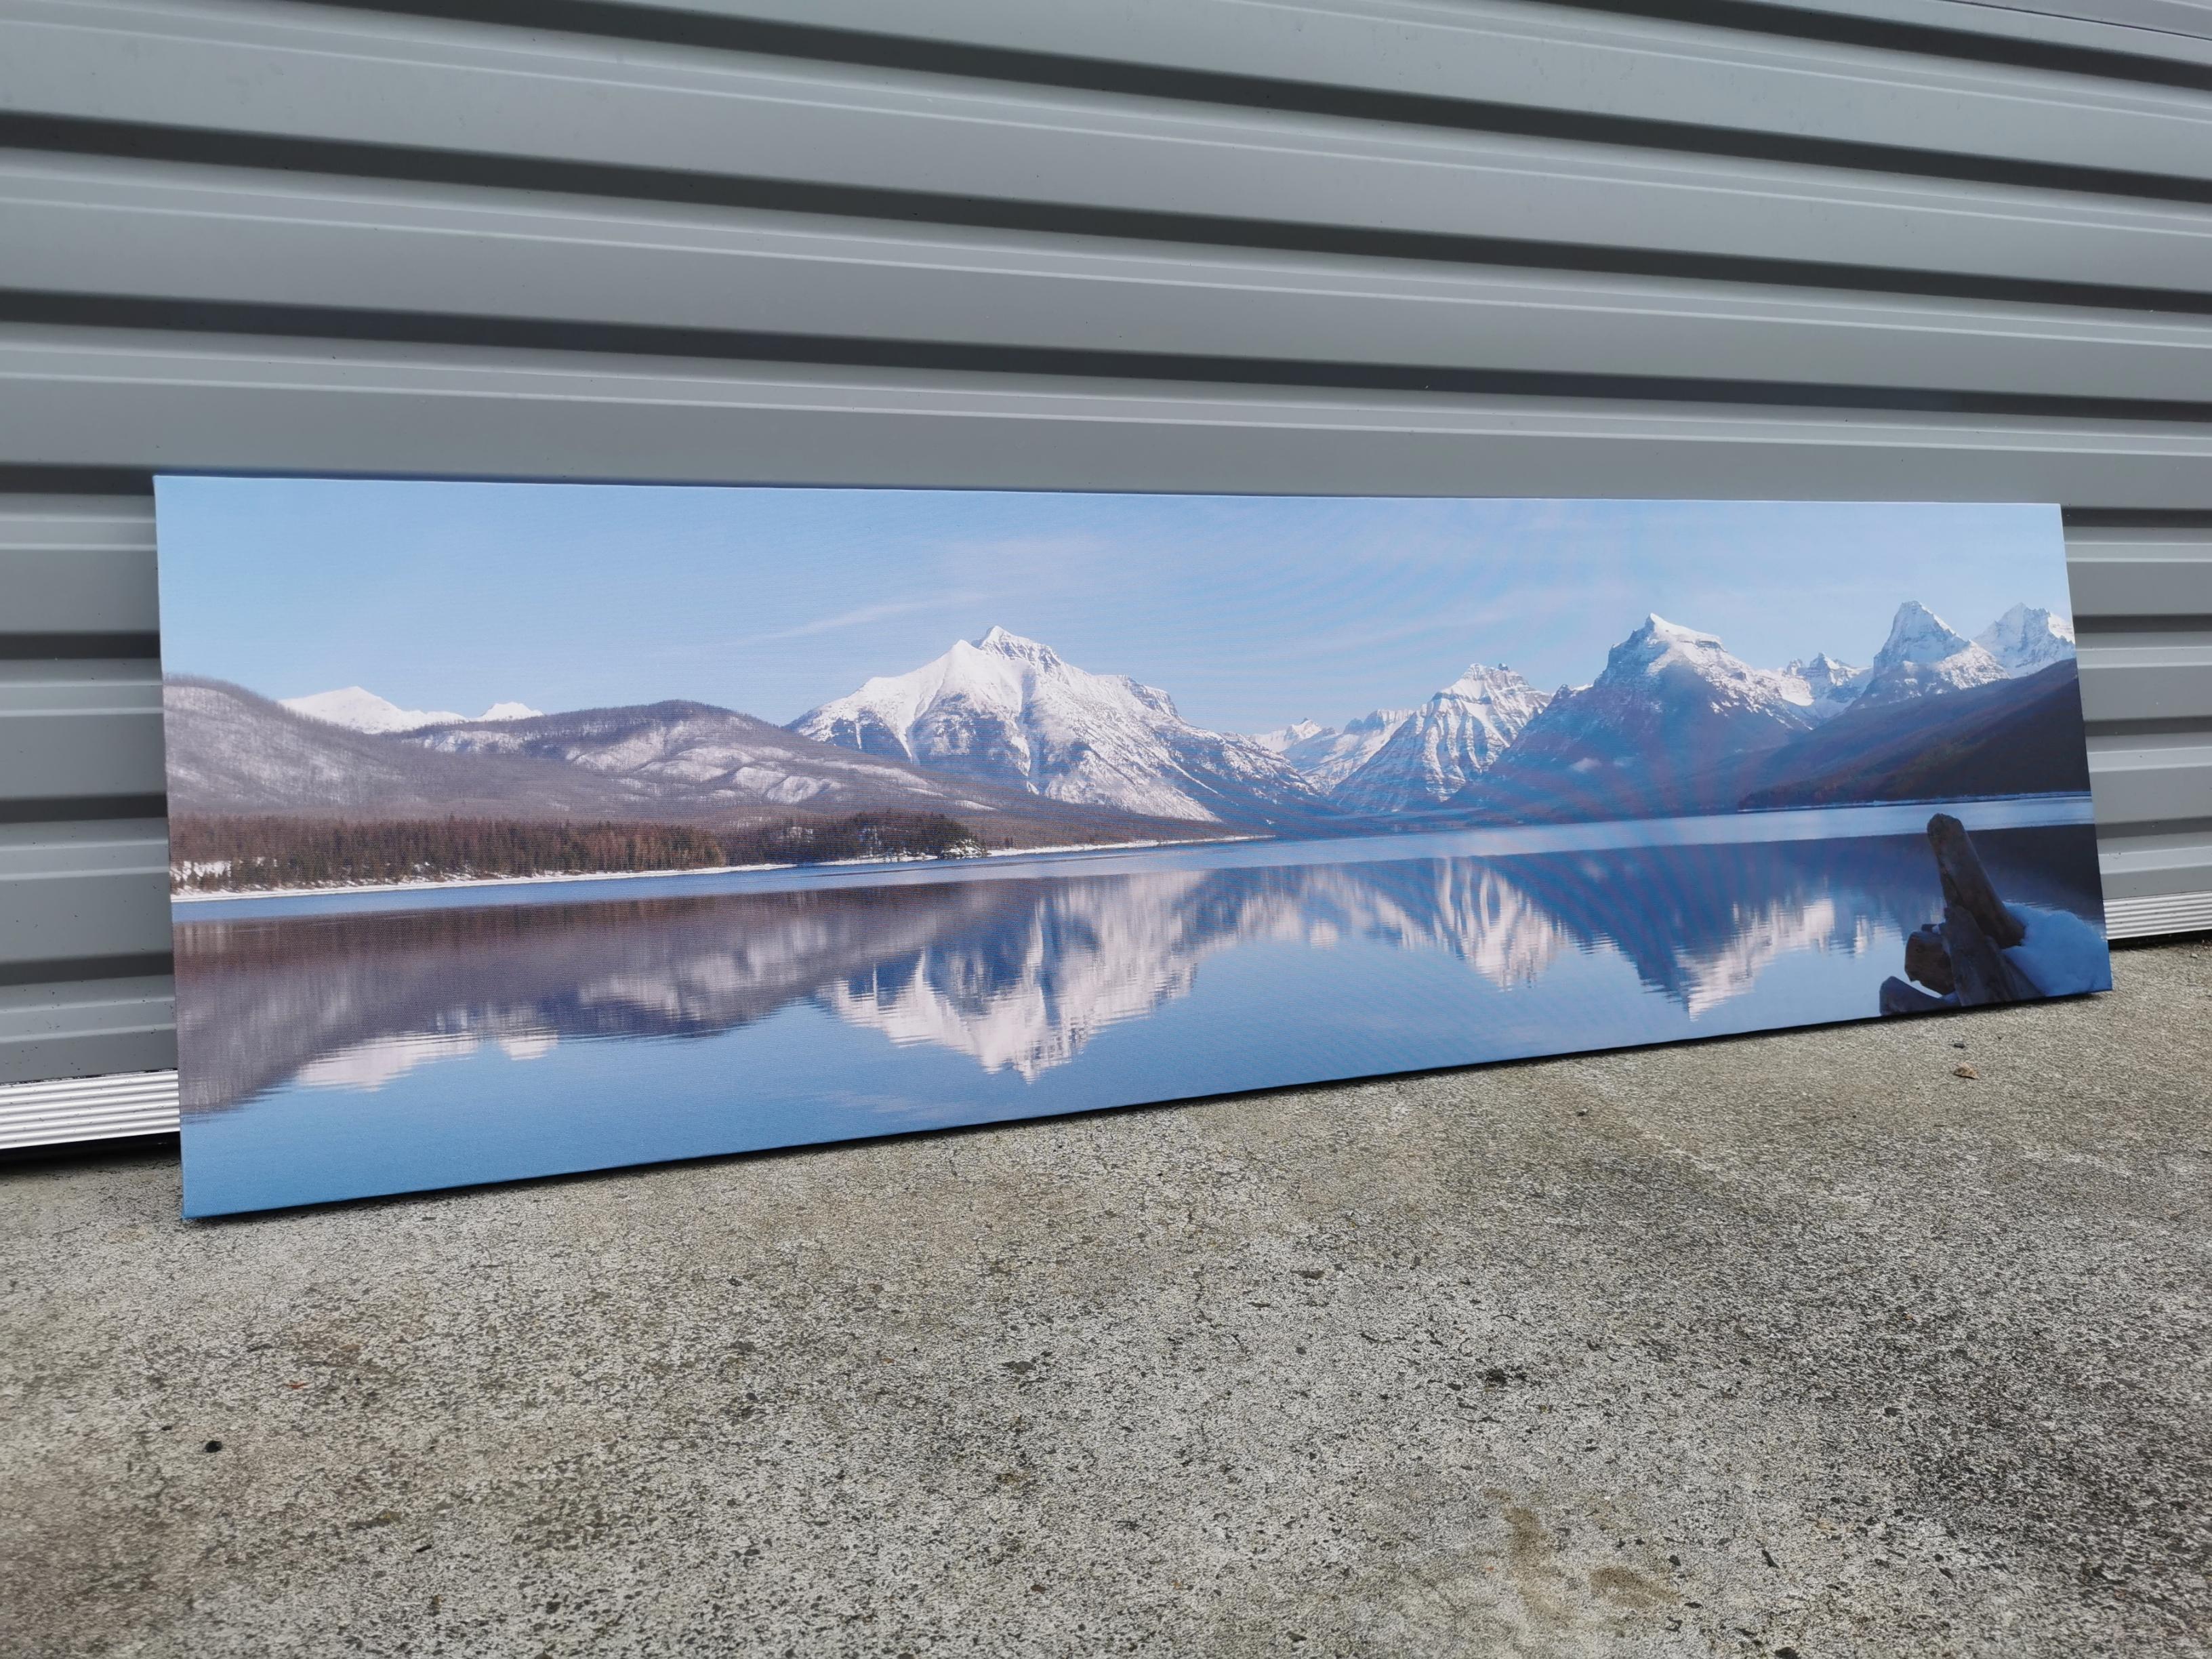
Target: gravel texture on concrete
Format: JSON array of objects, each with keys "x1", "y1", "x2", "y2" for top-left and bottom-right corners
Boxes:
[{"x1": 4, "y1": 939, "x2": 2208, "y2": 1658}]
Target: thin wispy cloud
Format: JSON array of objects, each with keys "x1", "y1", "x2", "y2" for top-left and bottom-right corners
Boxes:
[
  {"x1": 1291, "y1": 586, "x2": 1637, "y2": 678},
  {"x1": 752, "y1": 594, "x2": 983, "y2": 644}
]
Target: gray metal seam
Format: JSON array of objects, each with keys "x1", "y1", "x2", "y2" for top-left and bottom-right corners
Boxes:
[
  {"x1": 4, "y1": 3, "x2": 2212, "y2": 295},
  {"x1": 0, "y1": 489, "x2": 159, "y2": 636},
  {"x1": 533, "y1": 0, "x2": 2212, "y2": 186},
  {"x1": 1741, "y1": 0, "x2": 2212, "y2": 66},
  {"x1": 7, "y1": 327, "x2": 2212, "y2": 506},
  {"x1": 5, "y1": 153, "x2": 2212, "y2": 406},
  {"x1": 1931, "y1": 0, "x2": 2212, "y2": 45}
]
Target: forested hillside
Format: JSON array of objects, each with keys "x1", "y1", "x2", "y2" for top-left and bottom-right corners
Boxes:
[{"x1": 171, "y1": 813, "x2": 985, "y2": 893}]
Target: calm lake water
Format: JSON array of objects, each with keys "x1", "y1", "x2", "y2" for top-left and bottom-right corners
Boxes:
[{"x1": 176, "y1": 799, "x2": 2108, "y2": 1216}]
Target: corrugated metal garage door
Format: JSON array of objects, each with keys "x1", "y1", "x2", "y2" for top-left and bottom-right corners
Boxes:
[{"x1": 3, "y1": 0, "x2": 2208, "y2": 1144}]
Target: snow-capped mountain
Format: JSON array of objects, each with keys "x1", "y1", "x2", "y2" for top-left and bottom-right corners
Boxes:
[
  {"x1": 790, "y1": 626, "x2": 1325, "y2": 825},
  {"x1": 1974, "y1": 603, "x2": 2076, "y2": 675},
  {"x1": 1782, "y1": 653, "x2": 1870, "y2": 721},
  {"x1": 1542, "y1": 613, "x2": 1818, "y2": 744},
  {"x1": 283, "y1": 686, "x2": 543, "y2": 734},
  {"x1": 1252, "y1": 708, "x2": 1415, "y2": 793},
  {"x1": 1742, "y1": 655, "x2": 2091, "y2": 810},
  {"x1": 1854, "y1": 602, "x2": 2009, "y2": 705},
  {"x1": 1468, "y1": 615, "x2": 1818, "y2": 819},
  {"x1": 170, "y1": 679, "x2": 1204, "y2": 846},
  {"x1": 168, "y1": 679, "x2": 650, "y2": 819},
  {"x1": 403, "y1": 698, "x2": 1200, "y2": 835},
  {"x1": 1332, "y1": 665, "x2": 1549, "y2": 815},
  {"x1": 1252, "y1": 718, "x2": 1327, "y2": 757}
]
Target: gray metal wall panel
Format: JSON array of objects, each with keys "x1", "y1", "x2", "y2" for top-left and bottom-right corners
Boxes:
[
  {"x1": 2077, "y1": 642, "x2": 2212, "y2": 722},
  {"x1": 2066, "y1": 531, "x2": 2212, "y2": 615},
  {"x1": 583, "y1": 0, "x2": 2212, "y2": 186},
  {"x1": 8, "y1": 327, "x2": 2212, "y2": 501},
  {"x1": 1932, "y1": 0, "x2": 2212, "y2": 41},
  {"x1": 0, "y1": 661, "x2": 161, "y2": 804},
  {"x1": 2085, "y1": 736, "x2": 2212, "y2": 827},
  {"x1": 0, "y1": 493, "x2": 157, "y2": 637},
  {"x1": 1761, "y1": 0, "x2": 2212, "y2": 62},
  {"x1": 5, "y1": 3, "x2": 2211, "y2": 297},
  {"x1": 0, "y1": 820, "x2": 169, "y2": 969},
  {"x1": 8, "y1": 154, "x2": 2212, "y2": 404},
  {"x1": 1, "y1": 0, "x2": 2209, "y2": 1099}
]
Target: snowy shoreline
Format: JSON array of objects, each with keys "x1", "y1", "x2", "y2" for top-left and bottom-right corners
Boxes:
[
  {"x1": 169, "y1": 834, "x2": 1263, "y2": 905},
  {"x1": 167, "y1": 790, "x2": 2092, "y2": 909}
]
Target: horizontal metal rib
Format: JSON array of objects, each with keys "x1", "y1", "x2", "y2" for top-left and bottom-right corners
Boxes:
[
  {"x1": 2095, "y1": 823, "x2": 2212, "y2": 897},
  {"x1": 0, "y1": 488, "x2": 156, "y2": 640},
  {"x1": 0, "y1": 1063, "x2": 176, "y2": 1143},
  {"x1": 4, "y1": 153, "x2": 2211, "y2": 407},
  {"x1": 539, "y1": 0, "x2": 2212, "y2": 190},
  {"x1": 2085, "y1": 732, "x2": 2212, "y2": 827},
  {"x1": 2104, "y1": 888, "x2": 2212, "y2": 937},
  {"x1": 3, "y1": 1, "x2": 2211, "y2": 300},
  {"x1": 2066, "y1": 527, "x2": 2212, "y2": 613},
  {"x1": 0, "y1": 658, "x2": 159, "y2": 812},
  {"x1": 0, "y1": 819, "x2": 169, "y2": 973},
  {"x1": 5, "y1": 325, "x2": 2212, "y2": 501},
  {"x1": 1729, "y1": 0, "x2": 2212, "y2": 70},
  {"x1": 2076, "y1": 637, "x2": 2212, "y2": 720}
]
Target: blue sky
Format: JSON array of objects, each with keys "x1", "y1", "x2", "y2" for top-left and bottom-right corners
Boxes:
[{"x1": 155, "y1": 480, "x2": 2070, "y2": 733}]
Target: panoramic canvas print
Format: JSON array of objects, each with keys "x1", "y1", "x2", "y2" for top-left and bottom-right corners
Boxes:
[{"x1": 157, "y1": 484, "x2": 2110, "y2": 1216}]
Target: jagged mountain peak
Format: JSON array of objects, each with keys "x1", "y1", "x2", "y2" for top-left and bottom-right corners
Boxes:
[
  {"x1": 1442, "y1": 661, "x2": 1538, "y2": 698},
  {"x1": 1975, "y1": 603, "x2": 2076, "y2": 674},
  {"x1": 968, "y1": 624, "x2": 1063, "y2": 665},
  {"x1": 1638, "y1": 613, "x2": 1715, "y2": 644},
  {"x1": 1858, "y1": 600, "x2": 2008, "y2": 704},
  {"x1": 1461, "y1": 612, "x2": 1827, "y2": 819},
  {"x1": 1342, "y1": 708, "x2": 1406, "y2": 735},
  {"x1": 792, "y1": 631, "x2": 1322, "y2": 825},
  {"x1": 1256, "y1": 709, "x2": 1418, "y2": 793},
  {"x1": 1788, "y1": 651, "x2": 1862, "y2": 684},
  {"x1": 1586, "y1": 615, "x2": 1815, "y2": 719},
  {"x1": 1254, "y1": 718, "x2": 1331, "y2": 753},
  {"x1": 1875, "y1": 600, "x2": 1978, "y2": 668},
  {"x1": 1330, "y1": 665, "x2": 1547, "y2": 814},
  {"x1": 1601, "y1": 614, "x2": 1775, "y2": 691},
  {"x1": 1782, "y1": 653, "x2": 1870, "y2": 721}
]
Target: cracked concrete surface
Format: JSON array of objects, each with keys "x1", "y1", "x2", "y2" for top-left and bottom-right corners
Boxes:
[{"x1": 4, "y1": 938, "x2": 2208, "y2": 1657}]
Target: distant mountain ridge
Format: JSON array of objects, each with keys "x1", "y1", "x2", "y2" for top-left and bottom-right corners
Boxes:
[
  {"x1": 1445, "y1": 603, "x2": 2076, "y2": 823},
  {"x1": 283, "y1": 686, "x2": 542, "y2": 733},
  {"x1": 1460, "y1": 615, "x2": 1820, "y2": 821},
  {"x1": 1782, "y1": 653, "x2": 1869, "y2": 721},
  {"x1": 167, "y1": 679, "x2": 1213, "y2": 846},
  {"x1": 1330, "y1": 665, "x2": 1550, "y2": 814},
  {"x1": 1975, "y1": 603, "x2": 2075, "y2": 674},
  {"x1": 790, "y1": 626, "x2": 1330, "y2": 830},
  {"x1": 184, "y1": 597, "x2": 2083, "y2": 854},
  {"x1": 1253, "y1": 709, "x2": 1414, "y2": 793},
  {"x1": 1741, "y1": 659, "x2": 2091, "y2": 810},
  {"x1": 1853, "y1": 601, "x2": 2009, "y2": 706}
]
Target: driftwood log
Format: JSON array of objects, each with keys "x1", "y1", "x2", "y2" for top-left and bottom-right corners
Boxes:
[
  {"x1": 1879, "y1": 813, "x2": 2039, "y2": 1016},
  {"x1": 1904, "y1": 926, "x2": 1954, "y2": 996},
  {"x1": 1928, "y1": 812, "x2": 2025, "y2": 949},
  {"x1": 1879, "y1": 975, "x2": 1948, "y2": 1016}
]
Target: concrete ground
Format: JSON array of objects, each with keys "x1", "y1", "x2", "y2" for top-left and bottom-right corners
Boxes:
[{"x1": 3, "y1": 940, "x2": 2207, "y2": 1658}]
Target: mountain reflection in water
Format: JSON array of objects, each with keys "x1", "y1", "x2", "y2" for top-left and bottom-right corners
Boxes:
[{"x1": 175, "y1": 821, "x2": 2104, "y2": 1116}]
